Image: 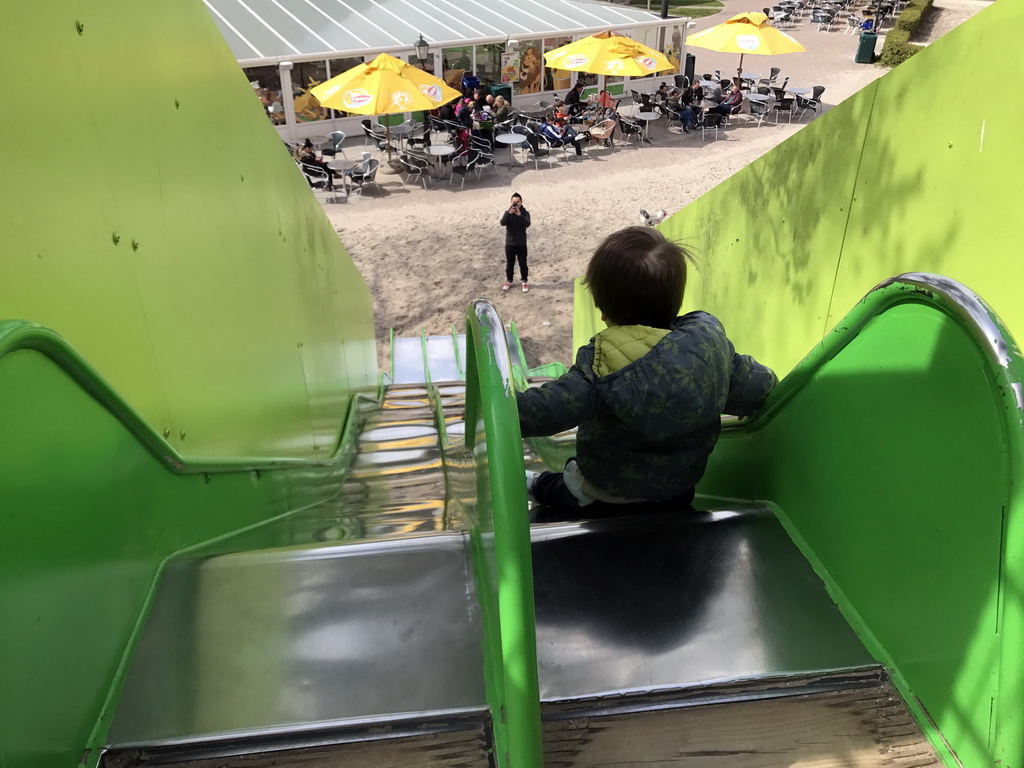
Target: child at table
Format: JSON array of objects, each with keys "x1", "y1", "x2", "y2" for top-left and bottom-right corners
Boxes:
[{"x1": 518, "y1": 226, "x2": 777, "y2": 519}]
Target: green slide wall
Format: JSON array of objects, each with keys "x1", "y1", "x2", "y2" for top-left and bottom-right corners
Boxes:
[
  {"x1": 646, "y1": 3, "x2": 1022, "y2": 765},
  {"x1": 1, "y1": 2, "x2": 376, "y2": 461},
  {"x1": 657, "y1": 0, "x2": 1021, "y2": 378},
  {"x1": 1, "y1": 2, "x2": 378, "y2": 766}
]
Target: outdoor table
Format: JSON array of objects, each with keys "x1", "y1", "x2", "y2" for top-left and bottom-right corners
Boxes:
[
  {"x1": 741, "y1": 72, "x2": 761, "y2": 81},
  {"x1": 635, "y1": 111, "x2": 660, "y2": 144},
  {"x1": 387, "y1": 123, "x2": 415, "y2": 148},
  {"x1": 701, "y1": 99, "x2": 722, "y2": 109},
  {"x1": 495, "y1": 132, "x2": 528, "y2": 168},
  {"x1": 787, "y1": 87, "x2": 811, "y2": 95},
  {"x1": 307, "y1": 134, "x2": 330, "y2": 148},
  {"x1": 327, "y1": 158, "x2": 363, "y2": 199},
  {"x1": 426, "y1": 144, "x2": 457, "y2": 179},
  {"x1": 746, "y1": 93, "x2": 771, "y2": 102}
]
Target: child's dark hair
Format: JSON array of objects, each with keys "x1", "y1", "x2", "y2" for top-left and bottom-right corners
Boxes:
[{"x1": 584, "y1": 226, "x2": 693, "y2": 329}]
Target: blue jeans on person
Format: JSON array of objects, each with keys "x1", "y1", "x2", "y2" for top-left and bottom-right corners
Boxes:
[
  {"x1": 530, "y1": 469, "x2": 696, "y2": 523},
  {"x1": 678, "y1": 106, "x2": 697, "y2": 129}
]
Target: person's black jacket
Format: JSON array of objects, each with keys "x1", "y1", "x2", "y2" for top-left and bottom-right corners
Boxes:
[{"x1": 500, "y1": 206, "x2": 530, "y2": 246}]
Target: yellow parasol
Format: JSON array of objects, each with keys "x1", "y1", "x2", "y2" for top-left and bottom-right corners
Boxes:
[
  {"x1": 310, "y1": 53, "x2": 462, "y2": 162},
  {"x1": 686, "y1": 13, "x2": 805, "y2": 85},
  {"x1": 544, "y1": 31, "x2": 675, "y2": 79}
]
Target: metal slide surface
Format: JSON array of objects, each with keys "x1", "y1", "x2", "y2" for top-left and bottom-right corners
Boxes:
[{"x1": 107, "y1": 380, "x2": 876, "y2": 762}]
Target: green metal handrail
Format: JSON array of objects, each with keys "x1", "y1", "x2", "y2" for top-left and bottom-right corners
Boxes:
[
  {"x1": 714, "y1": 273, "x2": 1024, "y2": 766},
  {"x1": 0, "y1": 319, "x2": 371, "y2": 474},
  {"x1": 461, "y1": 299, "x2": 543, "y2": 768}
]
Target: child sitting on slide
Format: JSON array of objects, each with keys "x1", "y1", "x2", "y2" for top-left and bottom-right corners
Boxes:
[{"x1": 517, "y1": 226, "x2": 777, "y2": 518}]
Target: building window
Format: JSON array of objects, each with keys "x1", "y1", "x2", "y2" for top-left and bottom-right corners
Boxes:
[
  {"x1": 244, "y1": 65, "x2": 284, "y2": 125},
  {"x1": 475, "y1": 43, "x2": 503, "y2": 88},
  {"x1": 442, "y1": 46, "x2": 473, "y2": 90},
  {"x1": 291, "y1": 60, "x2": 330, "y2": 122},
  {"x1": 543, "y1": 36, "x2": 573, "y2": 92},
  {"x1": 514, "y1": 39, "x2": 544, "y2": 96}
]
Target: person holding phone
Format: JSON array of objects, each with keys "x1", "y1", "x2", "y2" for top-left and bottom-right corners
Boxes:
[{"x1": 500, "y1": 193, "x2": 531, "y2": 293}]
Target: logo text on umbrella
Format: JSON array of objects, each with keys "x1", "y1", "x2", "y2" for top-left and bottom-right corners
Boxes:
[
  {"x1": 736, "y1": 34, "x2": 760, "y2": 50},
  {"x1": 343, "y1": 89, "x2": 373, "y2": 109},
  {"x1": 565, "y1": 54, "x2": 589, "y2": 67},
  {"x1": 637, "y1": 56, "x2": 657, "y2": 70},
  {"x1": 419, "y1": 84, "x2": 443, "y2": 102}
]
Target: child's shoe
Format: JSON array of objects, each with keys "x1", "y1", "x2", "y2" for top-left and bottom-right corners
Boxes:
[
  {"x1": 522, "y1": 282, "x2": 530, "y2": 293},
  {"x1": 502, "y1": 281, "x2": 512, "y2": 292},
  {"x1": 526, "y1": 471, "x2": 541, "y2": 503}
]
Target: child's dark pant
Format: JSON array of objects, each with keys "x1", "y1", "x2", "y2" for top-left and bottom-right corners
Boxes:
[{"x1": 531, "y1": 471, "x2": 696, "y2": 524}]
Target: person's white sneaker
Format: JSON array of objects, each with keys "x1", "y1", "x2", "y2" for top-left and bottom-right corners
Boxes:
[
  {"x1": 522, "y1": 282, "x2": 530, "y2": 293},
  {"x1": 526, "y1": 471, "x2": 541, "y2": 503},
  {"x1": 502, "y1": 281, "x2": 512, "y2": 292}
]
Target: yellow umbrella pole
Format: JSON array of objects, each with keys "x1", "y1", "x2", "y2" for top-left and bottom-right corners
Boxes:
[{"x1": 736, "y1": 53, "x2": 745, "y2": 86}]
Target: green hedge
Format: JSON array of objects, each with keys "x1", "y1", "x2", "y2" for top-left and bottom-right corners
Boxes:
[{"x1": 879, "y1": 0, "x2": 932, "y2": 67}]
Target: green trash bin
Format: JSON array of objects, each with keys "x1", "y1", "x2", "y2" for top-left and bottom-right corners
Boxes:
[
  {"x1": 855, "y1": 31, "x2": 878, "y2": 64},
  {"x1": 490, "y1": 83, "x2": 512, "y2": 101}
]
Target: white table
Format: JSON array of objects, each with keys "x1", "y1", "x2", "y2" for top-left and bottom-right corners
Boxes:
[
  {"x1": 495, "y1": 133, "x2": 528, "y2": 168},
  {"x1": 635, "y1": 111, "x2": 660, "y2": 144},
  {"x1": 788, "y1": 87, "x2": 811, "y2": 95},
  {"x1": 426, "y1": 144, "x2": 457, "y2": 179},
  {"x1": 747, "y1": 93, "x2": 771, "y2": 102},
  {"x1": 327, "y1": 158, "x2": 364, "y2": 199},
  {"x1": 386, "y1": 123, "x2": 415, "y2": 148}
]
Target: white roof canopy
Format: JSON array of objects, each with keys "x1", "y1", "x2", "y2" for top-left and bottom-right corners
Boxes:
[{"x1": 204, "y1": 0, "x2": 670, "y2": 66}]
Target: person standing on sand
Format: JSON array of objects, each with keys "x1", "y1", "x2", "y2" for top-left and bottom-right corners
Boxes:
[{"x1": 501, "y1": 192, "x2": 531, "y2": 294}]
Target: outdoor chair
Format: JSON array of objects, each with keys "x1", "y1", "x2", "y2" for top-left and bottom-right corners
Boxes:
[
  {"x1": 811, "y1": 9, "x2": 836, "y2": 30},
  {"x1": 534, "y1": 127, "x2": 572, "y2": 164},
  {"x1": 449, "y1": 149, "x2": 480, "y2": 190},
  {"x1": 756, "y1": 86, "x2": 772, "y2": 95},
  {"x1": 617, "y1": 117, "x2": 643, "y2": 148},
  {"x1": 797, "y1": 86, "x2": 825, "y2": 119},
  {"x1": 760, "y1": 67, "x2": 781, "y2": 86},
  {"x1": 320, "y1": 131, "x2": 346, "y2": 160},
  {"x1": 746, "y1": 99, "x2": 771, "y2": 128},
  {"x1": 348, "y1": 158, "x2": 379, "y2": 196},
  {"x1": 403, "y1": 120, "x2": 430, "y2": 149},
  {"x1": 697, "y1": 111, "x2": 724, "y2": 141},
  {"x1": 586, "y1": 119, "x2": 617, "y2": 149},
  {"x1": 298, "y1": 161, "x2": 331, "y2": 190},
  {"x1": 398, "y1": 153, "x2": 430, "y2": 190},
  {"x1": 473, "y1": 149, "x2": 497, "y2": 178},
  {"x1": 772, "y1": 96, "x2": 796, "y2": 123},
  {"x1": 512, "y1": 124, "x2": 543, "y2": 170}
]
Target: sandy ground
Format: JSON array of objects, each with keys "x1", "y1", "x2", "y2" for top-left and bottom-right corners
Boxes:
[{"x1": 319, "y1": 0, "x2": 983, "y2": 370}]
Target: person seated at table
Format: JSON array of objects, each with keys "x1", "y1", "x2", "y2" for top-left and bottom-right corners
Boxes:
[
  {"x1": 702, "y1": 79, "x2": 723, "y2": 108},
  {"x1": 471, "y1": 87, "x2": 488, "y2": 110},
  {"x1": 539, "y1": 116, "x2": 583, "y2": 157},
  {"x1": 492, "y1": 95, "x2": 510, "y2": 123},
  {"x1": 713, "y1": 84, "x2": 744, "y2": 116},
  {"x1": 438, "y1": 98, "x2": 457, "y2": 122},
  {"x1": 598, "y1": 89, "x2": 615, "y2": 111},
  {"x1": 654, "y1": 82, "x2": 670, "y2": 103},
  {"x1": 665, "y1": 89, "x2": 695, "y2": 133},
  {"x1": 293, "y1": 138, "x2": 336, "y2": 190},
  {"x1": 564, "y1": 81, "x2": 586, "y2": 116},
  {"x1": 471, "y1": 104, "x2": 495, "y2": 148}
]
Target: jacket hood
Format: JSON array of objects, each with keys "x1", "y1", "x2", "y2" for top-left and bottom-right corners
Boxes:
[{"x1": 577, "y1": 312, "x2": 733, "y2": 443}]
